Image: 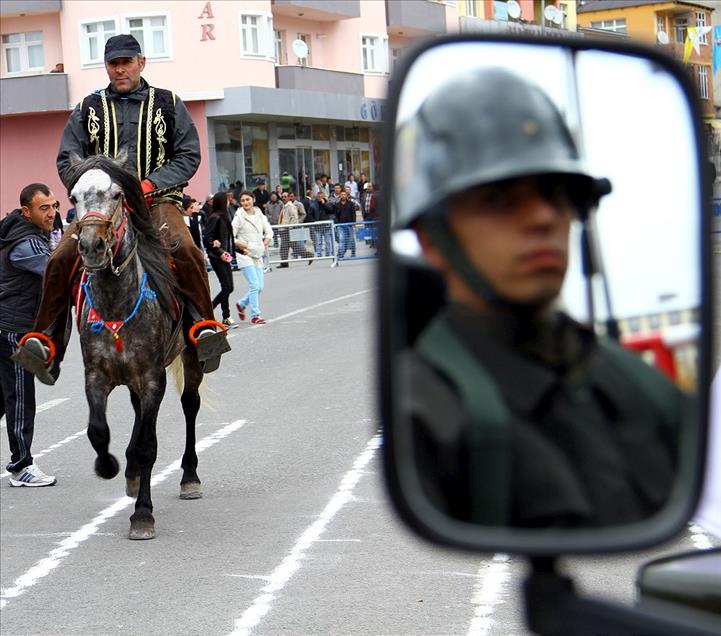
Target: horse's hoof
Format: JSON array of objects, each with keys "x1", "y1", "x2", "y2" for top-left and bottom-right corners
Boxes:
[
  {"x1": 95, "y1": 454, "x2": 120, "y2": 479},
  {"x1": 128, "y1": 522, "x2": 155, "y2": 540},
  {"x1": 126, "y1": 476, "x2": 140, "y2": 498},
  {"x1": 179, "y1": 482, "x2": 202, "y2": 500}
]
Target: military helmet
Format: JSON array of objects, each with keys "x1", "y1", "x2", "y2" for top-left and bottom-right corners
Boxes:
[{"x1": 394, "y1": 67, "x2": 607, "y2": 228}]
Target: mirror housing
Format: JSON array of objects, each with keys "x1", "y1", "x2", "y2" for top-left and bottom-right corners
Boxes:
[{"x1": 379, "y1": 33, "x2": 712, "y2": 556}]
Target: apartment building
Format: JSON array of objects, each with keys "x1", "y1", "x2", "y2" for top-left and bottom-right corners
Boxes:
[
  {"x1": 0, "y1": 0, "x2": 575, "y2": 215},
  {"x1": 577, "y1": 1, "x2": 717, "y2": 117}
]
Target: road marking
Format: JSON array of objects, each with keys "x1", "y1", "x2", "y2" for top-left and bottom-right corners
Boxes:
[
  {"x1": 1, "y1": 427, "x2": 87, "y2": 480},
  {"x1": 0, "y1": 398, "x2": 69, "y2": 429},
  {"x1": 0, "y1": 419, "x2": 245, "y2": 610},
  {"x1": 467, "y1": 554, "x2": 513, "y2": 636},
  {"x1": 228, "y1": 433, "x2": 381, "y2": 636},
  {"x1": 688, "y1": 523, "x2": 714, "y2": 550},
  {"x1": 226, "y1": 289, "x2": 372, "y2": 339}
]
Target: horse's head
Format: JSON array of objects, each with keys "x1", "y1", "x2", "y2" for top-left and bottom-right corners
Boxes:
[{"x1": 70, "y1": 152, "x2": 137, "y2": 271}]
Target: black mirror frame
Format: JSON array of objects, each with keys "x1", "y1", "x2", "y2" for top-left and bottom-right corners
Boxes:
[{"x1": 378, "y1": 32, "x2": 713, "y2": 556}]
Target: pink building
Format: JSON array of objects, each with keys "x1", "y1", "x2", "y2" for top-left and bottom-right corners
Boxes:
[
  {"x1": 1, "y1": 0, "x2": 580, "y2": 217},
  {"x1": 0, "y1": 0, "x2": 462, "y2": 216}
]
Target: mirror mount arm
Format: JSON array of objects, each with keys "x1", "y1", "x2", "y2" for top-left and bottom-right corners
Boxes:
[{"x1": 524, "y1": 558, "x2": 717, "y2": 636}]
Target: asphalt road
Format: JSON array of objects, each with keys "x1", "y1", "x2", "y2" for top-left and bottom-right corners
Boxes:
[{"x1": 1, "y1": 256, "x2": 717, "y2": 636}]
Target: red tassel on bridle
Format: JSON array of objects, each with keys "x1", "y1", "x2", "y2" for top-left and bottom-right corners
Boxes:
[{"x1": 112, "y1": 332, "x2": 124, "y2": 353}]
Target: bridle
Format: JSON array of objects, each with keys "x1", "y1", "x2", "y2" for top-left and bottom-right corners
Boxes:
[{"x1": 77, "y1": 195, "x2": 137, "y2": 276}]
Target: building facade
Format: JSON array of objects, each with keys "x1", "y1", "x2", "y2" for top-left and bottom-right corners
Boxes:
[
  {"x1": 0, "y1": 0, "x2": 575, "y2": 215},
  {"x1": 577, "y1": 0, "x2": 717, "y2": 118}
]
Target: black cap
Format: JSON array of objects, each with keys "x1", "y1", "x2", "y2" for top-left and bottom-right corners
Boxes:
[
  {"x1": 104, "y1": 34, "x2": 142, "y2": 62},
  {"x1": 182, "y1": 195, "x2": 196, "y2": 210}
]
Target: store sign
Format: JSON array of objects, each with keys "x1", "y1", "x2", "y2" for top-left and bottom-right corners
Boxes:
[
  {"x1": 360, "y1": 100, "x2": 384, "y2": 122},
  {"x1": 199, "y1": 1, "x2": 216, "y2": 41}
]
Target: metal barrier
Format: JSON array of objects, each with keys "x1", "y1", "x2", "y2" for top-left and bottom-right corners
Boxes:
[
  {"x1": 333, "y1": 221, "x2": 379, "y2": 266},
  {"x1": 267, "y1": 220, "x2": 336, "y2": 267}
]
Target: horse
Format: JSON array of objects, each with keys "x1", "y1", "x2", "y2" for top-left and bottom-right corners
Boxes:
[{"x1": 67, "y1": 153, "x2": 204, "y2": 540}]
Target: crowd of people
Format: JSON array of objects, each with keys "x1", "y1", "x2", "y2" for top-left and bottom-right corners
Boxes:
[{"x1": 180, "y1": 174, "x2": 379, "y2": 325}]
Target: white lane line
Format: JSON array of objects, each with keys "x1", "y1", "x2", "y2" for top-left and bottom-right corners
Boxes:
[
  {"x1": 0, "y1": 398, "x2": 69, "y2": 429},
  {"x1": 226, "y1": 289, "x2": 372, "y2": 339},
  {"x1": 1, "y1": 427, "x2": 87, "y2": 480},
  {"x1": 0, "y1": 419, "x2": 246, "y2": 610},
  {"x1": 467, "y1": 554, "x2": 513, "y2": 636},
  {"x1": 688, "y1": 523, "x2": 714, "y2": 550},
  {"x1": 228, "y1": 433, "x2": 382, "y2": 636}
]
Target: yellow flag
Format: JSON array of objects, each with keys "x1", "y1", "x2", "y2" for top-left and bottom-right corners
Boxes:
[{"x1": 684, "y1": 27, "x2": 696, "y2": 63}]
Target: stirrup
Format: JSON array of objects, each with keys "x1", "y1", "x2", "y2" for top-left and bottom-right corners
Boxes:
[
  {"x1": 12, "y1": 333, "x2": 57, "y2": 385},
  {"x1": 188, "y1": 320, "x2": 231, "y2": 373}
]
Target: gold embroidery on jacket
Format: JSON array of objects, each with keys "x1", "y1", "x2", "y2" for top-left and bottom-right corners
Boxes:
[
  {"x1": 136, "y1": 100, "x2": 145, "y2": 179},
  {"x1": 99, "y1": 90, "x2": 110, "y2": 157},
  {"x1": 87, "y1": 106, "x2": 101, "y2": 154},
  {"x1": 110, "y1": 101, "x2": 118, "y2": 158},
  {"x1": 154, "y1": 108, "x2": 167, "y2": 169},
  {"x1": 145, "y1": 87, "x2": 155, "y2": 177}
]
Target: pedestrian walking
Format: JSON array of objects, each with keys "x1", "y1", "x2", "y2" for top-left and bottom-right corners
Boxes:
[
  {"x1": 203, "y1": 192, "x2": 236, "y2": 326},
  {"x1": 232, "y1": 191, "x2": 273, "y2": 325},
  {"x1": 0, "y1": 183, "x2": 58, "y2": 486}
]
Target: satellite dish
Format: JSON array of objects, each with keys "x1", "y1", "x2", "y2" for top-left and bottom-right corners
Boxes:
[
  {"x1": 552, "y1": 8, "x2": 564, "y2": 25},
  {"x1": 544, "y1": 5, "x2": 559, "y2": 23},
  {"x1": 292, "y1": 39, "x2": 309, "y2": 60},
  {"x1": 657, "y1": 30, "x2": 669, "y2": 44},
  {"x1": 507, "y1": 0, "x2": 521, "y2": 19}
]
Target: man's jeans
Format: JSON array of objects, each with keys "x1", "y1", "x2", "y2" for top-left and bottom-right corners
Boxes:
[
  {"x1": 314, "y1": 226, "x2": 334, "y2": 257},
  {"x1": 337, "y1": 225, "x2": 353, "y2": 258}
]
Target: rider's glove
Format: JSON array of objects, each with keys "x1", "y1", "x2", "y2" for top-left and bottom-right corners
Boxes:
[{"x1": 141, "y1": 179, "x2": 156, "y2": 206}]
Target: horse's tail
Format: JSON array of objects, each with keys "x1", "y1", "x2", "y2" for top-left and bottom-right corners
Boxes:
[{"x1": 167, "y1": 356, "x2": 209, "y2": 406}]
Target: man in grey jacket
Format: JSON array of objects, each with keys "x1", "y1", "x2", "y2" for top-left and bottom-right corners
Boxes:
[{"x1": 17, "y1": 34, "x2": 226, "y2": 382}]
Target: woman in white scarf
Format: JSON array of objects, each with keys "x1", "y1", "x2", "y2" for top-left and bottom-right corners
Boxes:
[{"x1": 232, "y1": 191, "x2": 274, "y2": 325}]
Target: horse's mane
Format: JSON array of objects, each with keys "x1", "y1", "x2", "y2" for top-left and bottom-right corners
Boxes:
[{"x1": 66, "y1": 155, "x2": 178, "y2": 315}]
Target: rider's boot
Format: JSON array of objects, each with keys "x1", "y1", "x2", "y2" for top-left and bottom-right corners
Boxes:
[{"x1": 152, "y1": 203, "x2": 231, "y2": 373}]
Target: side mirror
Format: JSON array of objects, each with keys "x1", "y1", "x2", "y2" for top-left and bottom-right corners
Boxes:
[{"x1": 379, "y1": 35, "x2": 712, "y2": 556}]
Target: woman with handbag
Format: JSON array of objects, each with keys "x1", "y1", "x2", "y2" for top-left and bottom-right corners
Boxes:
[
  {"x1": 203, "y1": 191, "x2": 236, "y2": 327},
  {"x1": 232, "y1": 191, "x2": 273, "y2": 325}
]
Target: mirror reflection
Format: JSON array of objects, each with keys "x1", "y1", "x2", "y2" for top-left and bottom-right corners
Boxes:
[{"x1": 390, "y1": 43, "x2": 700, "y2": 529}]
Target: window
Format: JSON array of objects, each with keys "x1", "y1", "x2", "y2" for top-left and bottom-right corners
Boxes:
[
  {"x1": 361, "y1": 35, "x2": 388, "y2": 73},
  {"x1": 126, "y1": 15, "x2": 169, "y2": 59},
  {"x1": 391, "y1": 47, "x2": 401, "y2": 74},
  {"x1": 656, "y1": 15, "x2": 665, "y2": 35},
  {"x1": 590, "y1": 19, "x2": 627, "y2": 34},
  {"x1": 696, "y1": 11, "x2": 708, "y2": 45},
  {"x1": 698, "y1": 65, "x2": 709, "y2": 99},
  {"x1": 274, "y1": 29, "x2": 285, "y2": 64},
  {"x1": 2, "y1": 31, "x2": 44, "y2": 74},
  {"x1": 465, "y1": 0, "x2": 477, "y2": 17},
  {"x1": 494, "y1": 1, "x2": 508, "y2": 21},
  {"x1": 297, "y1": 33, "x2": 311, "y2": 66},
  {"x1": 80, "y1": 19, "x2": 117, "y2": 66},
  {"x1": 674, "y1": 16, "x2": 688, "y2": 43},
  {"x1": 239, "y1": 14, "x2": 274, "y2": 58}
]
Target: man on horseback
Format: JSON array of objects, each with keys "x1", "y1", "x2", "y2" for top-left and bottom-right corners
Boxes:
[{"x1": 17, "y1": 34, "x2": 228, "y2": 384}]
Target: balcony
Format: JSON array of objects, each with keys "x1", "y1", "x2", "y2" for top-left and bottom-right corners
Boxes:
[
  {"x1": 0, "y1": 72, "x2": 68, "y2": 115},
  {"x1": 271, "y1": 0, "x2": 359, "y2": 21},
  {"x1": 460, "y1": 16, "x2": 579, "y2": 38},
  {"x1": 385, "y1": 0, "x2": 446, "y2": 36},
  {"x1": 276, "y1": 66, "x2": 364, "y2": 96},
  {"x1": 0, "y1": 0, "x2": 61, "y2": 16}
]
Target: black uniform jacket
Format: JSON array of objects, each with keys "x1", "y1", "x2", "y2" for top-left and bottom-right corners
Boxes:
[{"x1": 400, "y1": 303, "x2": 684, "y2": 528}]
